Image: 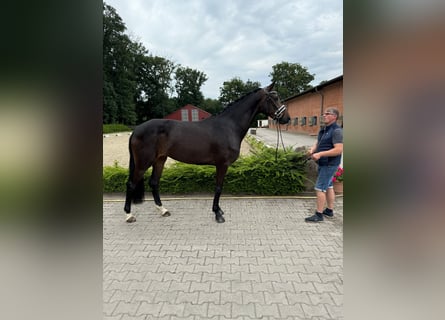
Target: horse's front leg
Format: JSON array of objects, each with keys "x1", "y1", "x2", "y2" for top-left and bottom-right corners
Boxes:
[{"x1": 213, "y1": 165, "x2": 228, "y2": 223}]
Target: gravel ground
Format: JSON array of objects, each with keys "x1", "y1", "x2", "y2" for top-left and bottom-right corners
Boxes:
[{"x1": 103, "y1": 131, "x2": 252, "y2": 168}]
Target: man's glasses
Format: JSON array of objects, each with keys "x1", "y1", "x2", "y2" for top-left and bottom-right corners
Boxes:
[{"x1": 322, "y1": 112, "x2": 333, "y2": 116}]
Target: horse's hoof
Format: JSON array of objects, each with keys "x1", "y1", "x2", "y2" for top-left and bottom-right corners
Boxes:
[
  {"x1": 156, "y1": 205, "x2": 170, "y2": 217},
  {"x1": 126, "y1": 214, "x2": 136, "y2": 223},
  {"x1": 215, "y1": 214, "x2": 225, "y2": 223},
  {"x1": 124, "y1": 205, "x2": 131, "y2": 213},
  {"x1": 162, "y1": 211, "x2": 170, "y2": 217}
]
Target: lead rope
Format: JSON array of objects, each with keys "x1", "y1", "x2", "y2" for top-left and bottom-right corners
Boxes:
[
  {"x1": 269, "y1": 96, "x2": 287, "y2": 162},
  {"x1": 275, "y1": 123, "x2": 286, "y2": 161}
]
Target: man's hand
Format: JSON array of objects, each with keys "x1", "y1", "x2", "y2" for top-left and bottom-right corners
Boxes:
[
  {"x1": 311, "y1": 152, "x2": 321, "y2": 161},
  {"x1": 308, "y1": 146, "x2": 316, "y2": 156}
]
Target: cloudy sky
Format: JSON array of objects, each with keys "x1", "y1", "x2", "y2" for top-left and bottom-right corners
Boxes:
[{"x1": 105, "y1": 0, "x2": 342, "y2": 99}]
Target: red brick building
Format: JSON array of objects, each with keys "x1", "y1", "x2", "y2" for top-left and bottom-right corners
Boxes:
[
  {"x1": 163, "y1": 104, "x2": 212, "y2": 122},
  {"x1": 270, "y1": 75, "x2": 343, "y2": 135}
]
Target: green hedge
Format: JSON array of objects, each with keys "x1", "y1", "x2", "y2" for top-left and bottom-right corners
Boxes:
[
  {"x1": 103, "y1": 124, "x2": 131, "y2": 134},
  {"x1": 103, "y1": 140, "x2": 309, "y2": 195}
]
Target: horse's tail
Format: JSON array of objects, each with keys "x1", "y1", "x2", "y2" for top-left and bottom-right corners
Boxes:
[
  {"x1": 124, "y1": 133, "x2": 135, "y2": 213},
  {"x1": 128, "y1": 133, "x2": 145, "y2": 203},
  {"x1": 128, "y1": 133, "x2": 135, "y2": 183},
  {"x1": 124, "y1": 132, "x2": 145, "y2": 212}
]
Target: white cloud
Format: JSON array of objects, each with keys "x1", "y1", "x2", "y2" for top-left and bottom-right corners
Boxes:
[{"x1": 105, "y1": 0, "x2": 343, "y2": 98}]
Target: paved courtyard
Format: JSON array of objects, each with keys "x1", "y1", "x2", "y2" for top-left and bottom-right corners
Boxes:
[{"x1": 103, "y1": 196, "x2": 343, "y2": 319}]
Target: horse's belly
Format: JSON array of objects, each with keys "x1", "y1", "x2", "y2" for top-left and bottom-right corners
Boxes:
[
  {"x1": 169, "y1": 149, "x2": 216, "y2": 165},
  {"x1": 169, "y1": 145, "x2": 239, "y2": 166}
]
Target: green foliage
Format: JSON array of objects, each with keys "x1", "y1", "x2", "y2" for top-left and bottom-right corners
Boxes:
[
  {"x1": 201, "y1": 98, "x2": 224, "y2": 115},
  {"x1": 175, "y1": 66, "x2": 208, "y2": 109},
  {"x1": 159, "y1": 163, "x2": 215, "y2": 193},
  {"x1": 134, "y1": 54, "x2": 176, "y2": 121},
  {"x1": 269, "y1": 62, "x2": 315, "y2": 99},
  {"x1": 218, "y1": 77, "x2": 261, "y2": 106},
  {"x1": 103, "y1": 140, "x2": 308, "y2": 195},
  {"x1": 103, "y1": 123, "x2": 131, "y2": 134},
  {"x1": 103, "y1": 164, "x2": 130, "y2": 192},
  {"x1": 103, "y1": 3, "x2": 139, "y2": 125}
]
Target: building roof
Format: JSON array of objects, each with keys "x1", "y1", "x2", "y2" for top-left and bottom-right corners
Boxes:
[{"x1": 283, "y1": 75, "x2": 343, "y2": 102}]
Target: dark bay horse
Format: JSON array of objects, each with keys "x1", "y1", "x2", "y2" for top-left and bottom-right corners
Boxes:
[{"x1": 124, "y1": 83, "x2": 290, "y2": 223}]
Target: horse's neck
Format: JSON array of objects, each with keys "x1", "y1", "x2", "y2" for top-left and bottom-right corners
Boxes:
[{"x1": 219, "y1": 94, "x2": 261, "y2": 134}]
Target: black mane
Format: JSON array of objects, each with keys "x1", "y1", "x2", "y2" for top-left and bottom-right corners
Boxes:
[{"x1": 214, "y1": 87, "x2": 262, "y2": 116}]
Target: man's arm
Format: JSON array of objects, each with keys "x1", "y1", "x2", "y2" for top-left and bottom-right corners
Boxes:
[{"x1": 311, "y1": 143, "x2": 343, "y2": 160}]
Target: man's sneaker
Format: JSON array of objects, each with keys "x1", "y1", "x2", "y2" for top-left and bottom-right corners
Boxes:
[
  {"x1": 305, "y1": 212, "x2": 324, "y2": 222},
  {"x1": 322, "y1": 208, "x2": 334, "y2": 217}
]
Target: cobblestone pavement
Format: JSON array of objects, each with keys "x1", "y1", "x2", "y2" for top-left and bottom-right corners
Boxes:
[{"x1": 103, "y1": 196, "x2": 343, "y2": 319}]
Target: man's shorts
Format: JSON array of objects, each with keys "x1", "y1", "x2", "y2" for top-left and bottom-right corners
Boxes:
[{"x1": 314, "y1": 165, "x2": 338, "y2": 192}]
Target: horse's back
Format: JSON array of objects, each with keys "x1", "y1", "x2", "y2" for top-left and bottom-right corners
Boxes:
[
  {"x1": 135, "y1": 118, "x2": 216, "y2": 138},
  {"x1": 132, "y1": 119, "x2": 174, "y2": 138},
  {"x1": 131, "y1": 118, "x2": 208, "y2": 150}
]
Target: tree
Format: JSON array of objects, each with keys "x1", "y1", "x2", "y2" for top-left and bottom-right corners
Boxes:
[
  {"x1": 174, "y1": 66, "x2": 208, "y2": 108},
  {"x1": 218, "y1": 77, "x2": 261, "y2": 106},
  {"x1": 104, "y1": 3, "x2": 178, "y2": 124},
  {"x1": 103, "y1": 74, "x2": 118, "y2": 123},
  {"x1": 103, "y1": 3, "x2": 138, "y2": 124},
  {"x1": 134, "y1": 54, "x2": 175, "y2": 121},
  {"x1": 201, "y1": 98, "x2": 223, "y2": 115},
  {"x1": 269, "y1": 62, "x2": 315, "y2": 99}
]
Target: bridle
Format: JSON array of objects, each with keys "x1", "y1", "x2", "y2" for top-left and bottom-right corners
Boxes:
[{"x1": 265, "y1": 91, "x2": 287, "y2": 121}]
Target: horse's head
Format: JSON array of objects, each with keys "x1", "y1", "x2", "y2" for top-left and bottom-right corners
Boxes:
[{"x1": 262, "y1": 83, "x2": 291, "y2": 125}]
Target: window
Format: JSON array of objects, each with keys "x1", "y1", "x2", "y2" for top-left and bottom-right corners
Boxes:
[
  {"x1": 310, "y1": 116, "x2": 317, "y2": 126},
  {"x1": 191, "y1": 109, "x2": 199, "y2": 121},
  {"x1": 181, "y1": 109, "x2": 189, "y2": 121},
  {"x1": 293, "y1": 117, "x2": 298, "y2": 126},
  {"x1": 300, "y1": 117, "x2": 307, "y2": 126}
]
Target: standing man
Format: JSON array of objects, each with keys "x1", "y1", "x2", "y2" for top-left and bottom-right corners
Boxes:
[{"x1": 305, "y1": 107, "x2": 343, "y2": 222}]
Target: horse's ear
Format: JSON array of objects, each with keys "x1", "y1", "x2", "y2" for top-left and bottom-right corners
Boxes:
[{"x1": 264, "y1": 82, "x2": 275, "y2": 92}]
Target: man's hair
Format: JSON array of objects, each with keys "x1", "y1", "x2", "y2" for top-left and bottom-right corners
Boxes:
[{"x1": 326, "y1": 108, "x2": 340, "y2": 119}]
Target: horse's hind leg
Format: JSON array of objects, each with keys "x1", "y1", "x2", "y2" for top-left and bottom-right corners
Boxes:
[
  {"x1": 124, "y1": 181, "x2": 134, "y2": 213},
  {"x1": 150, "y1": 157, "x2": 170, "y2": 217},
  {"x1": 124, "y1": 177, "x2": 144, "y2": 211},
  {"x1": 124, "y1": 168, "x2": 146, "y2": 222}
]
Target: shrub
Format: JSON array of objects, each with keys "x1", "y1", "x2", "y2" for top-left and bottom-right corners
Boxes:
[
  {"x1": 103, "y1": 163, "x2": 129, "y2": 192},
  {"x1": 103, "y1": 124, "x2": 131, "y2": 134}
]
